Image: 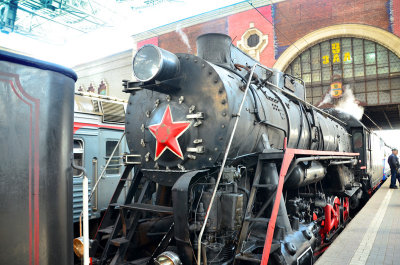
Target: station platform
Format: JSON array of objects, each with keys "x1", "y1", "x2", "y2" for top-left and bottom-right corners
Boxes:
[{"x1": 315, "y1": 179, "x2": 400, "y2": 265}]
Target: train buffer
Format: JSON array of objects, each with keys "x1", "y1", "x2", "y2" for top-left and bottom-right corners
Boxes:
[{"x1": 316, "y1": 179, "x2": 400, "y2": 265}]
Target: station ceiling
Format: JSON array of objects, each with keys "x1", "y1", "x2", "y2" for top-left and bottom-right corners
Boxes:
[
  {"x1": 0, "y1": 0, "x2": 179, "y2": 43},
  {"x1": 362, "y1": 104, "x2": 400, "y2": 130}
]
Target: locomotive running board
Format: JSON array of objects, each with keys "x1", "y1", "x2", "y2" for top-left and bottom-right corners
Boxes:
[{"x1": 259, "y1": 146, "x2": 359, "y2": 265}]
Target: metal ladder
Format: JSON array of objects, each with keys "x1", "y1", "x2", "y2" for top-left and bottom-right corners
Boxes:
[
  {"x1": 234, "y1": 155, "x2": 281, "y2": 263},
  {"x1": 93, "y1": 164, "x2": 174, "y2": 265}
]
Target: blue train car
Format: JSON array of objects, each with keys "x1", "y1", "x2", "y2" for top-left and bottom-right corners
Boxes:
[{"x1": 73, "y1": 92, "x2": 129, "y2": 223}]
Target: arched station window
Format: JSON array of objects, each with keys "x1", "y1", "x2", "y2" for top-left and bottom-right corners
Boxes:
[{"x1": 285, "y1": 38, "x2": 400, "y2": 106}]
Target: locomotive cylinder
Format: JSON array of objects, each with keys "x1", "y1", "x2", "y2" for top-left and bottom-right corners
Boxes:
[{"x1": 286, "y1": 161, "x2": 327, "y2": 188}]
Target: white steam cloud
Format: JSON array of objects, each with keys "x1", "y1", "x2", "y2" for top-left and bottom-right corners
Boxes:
[
  {"x1": 334, "y1": 87, "x2": 364, "y2": 120},
  {"x1": 317, "y1": 93, "x2": 332, "y2": 108},
  {"x1": 318, "y1": 85, "x2": 364, "y2": 120},
  {"x1": 176, "y1": 24, "x2": 192, "y2": 53}
]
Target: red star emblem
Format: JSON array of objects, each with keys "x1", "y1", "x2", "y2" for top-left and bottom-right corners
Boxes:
[{"x1": 148, "y1": 105, "x2": 191, "y2": 160}]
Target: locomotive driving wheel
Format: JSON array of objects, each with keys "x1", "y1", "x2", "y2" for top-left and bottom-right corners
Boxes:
[
  {"x1": 322, "y1": 196, "x2": 341, "y2": 241},
  {"x1": 340, "y1": 197, "x2": 350, "y2": 224}
]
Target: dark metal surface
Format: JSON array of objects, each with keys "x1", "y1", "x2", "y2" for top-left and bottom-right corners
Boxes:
[
  {"x1": 125, "y1": 34, "x2": 353, "y2": 172},
  {"x1": 0, "y1": 51, "x2": 76, "y2": 265},
  {"x1": 196, "y1": 33, "x2": 233, "y2": 67},
  {"x1": 172, "y1": 170, "x2": 208, "y2": 265},
  {"x1": 0, "y1": 49, "x2": 77, "y2": 81}
]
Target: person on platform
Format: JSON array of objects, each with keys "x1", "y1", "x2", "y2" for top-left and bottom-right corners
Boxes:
[{"x1": 388, "y1": 148, "x2": 400, "y2": 189}]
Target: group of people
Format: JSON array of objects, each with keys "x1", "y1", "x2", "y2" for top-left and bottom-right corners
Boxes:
[{"x1": 388, "y1": 148, "x2": 400, "y2": 189}]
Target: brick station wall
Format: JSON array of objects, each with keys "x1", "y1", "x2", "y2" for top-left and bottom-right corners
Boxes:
[
  {"x1": 158, "y1": 18, "x2": 228, "y2": 54},
  {"x1": 140, "y1": 6, "x2": 275, "y2": 67},
  {"x1": 274, "y1": 0, "x2": 391, "y2": 58}
]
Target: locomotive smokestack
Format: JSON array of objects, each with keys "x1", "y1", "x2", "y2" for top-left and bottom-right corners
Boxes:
[{"x1": 196, "y1": 33, "x2": 232, "y2": 67}]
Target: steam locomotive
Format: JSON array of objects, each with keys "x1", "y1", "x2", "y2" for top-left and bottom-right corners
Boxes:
[{"x1": 89, "y1": 34, "x2": 390, "y2": 265}]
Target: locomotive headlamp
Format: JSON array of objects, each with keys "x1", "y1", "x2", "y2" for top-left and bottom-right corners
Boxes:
[{"x1": 133, "y1": 44, "x2": 180, "y2": 82}]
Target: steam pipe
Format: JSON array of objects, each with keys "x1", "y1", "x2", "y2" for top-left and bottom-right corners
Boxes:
[{"x1": 329, "y1": 160, "x2": 356, "y2": 165}]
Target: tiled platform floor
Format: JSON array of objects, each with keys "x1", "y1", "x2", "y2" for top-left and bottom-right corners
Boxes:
[{"x1": 315, "y1": 179, "x2": 400, "y2": 265}]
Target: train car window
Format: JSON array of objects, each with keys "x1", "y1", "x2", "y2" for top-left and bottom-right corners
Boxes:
[
  {"x1": 106, "y1": 140, "x2": 120, "y2": 174},
  {"x1": 73, "y1": 139, "x2": 84, "y2": 176},
  {"x1": 353, "y1": 132, "x2": 363, "y2": 149}
]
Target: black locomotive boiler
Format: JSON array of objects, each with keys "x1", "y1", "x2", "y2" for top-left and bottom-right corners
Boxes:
[{"x1": 90, "y1": 34, "x2": 389, "y2": 265}]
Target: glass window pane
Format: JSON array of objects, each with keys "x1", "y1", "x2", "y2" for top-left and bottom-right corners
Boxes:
[
  {"x1": 367, "y1": 92, "x2": 378, "y2": 105},
  {"x1": 313, "y1": 87, "x2": 322, "y2": 97},
  {"x1": 390, "y1": 52, "x2": 400, "y2": 72},
  {"x1": 353, "y1": 39, "x2": 364, "y2": 64},
  {"x1": 365, "y1": 52, "x2": 376, "y2": 65},
  {"x1": 332, "y1": 64, "x2": 342, "y2": 77},
  {"x1": 378, "y1": 79, "x2": 390, "y2": 91},
  {"x1": 377, "y1": 50, "x2": 388, "y2": 67},
  {"x1": 73, "y1": 139, "x2": 84, "y2": 176},
  {"x1": 292, "y1": 57, "x2": 301, "y2": 77},
  {"x1": 321, "y1": 41, "x2": 330, "y2": 55},
  {"x1": 342, "y1": 38, "x2": 351, "y2": 48},
  {"x1": 366, "y1": 80, "x2": 377, "y2": 92},
  {"x1": 354, "y1": 82, "x2": 365, "y2": 93},
  {"x1": 322, "y1": 68, "x2": 331, "y2": 81},
  {"x1": 379, "y1": 91, "x2": 391, "y2": 104},
  {"x1": 322, "y1": 86, "x2": 329, "y2": 95},
  {"x1": 365, "y1": 40, "x2": 376, "y2": 65},
  {"x1": 302, "y1": 62, "x2": 311, "y2": 73},
  {"x1": 306, "y1": 88, "x2": 312, "y2": 97},
  {"x1": 391, "y1": 90, "x2": 400, "y2": 103},
  {"x1": 73, "y1": 153, "x2": 83, "y2": 176},
  {"x1": 354, "y1": 65, "x2": 364, "y2": 77},
  {"x1": 301, "y1": 50, "x2": 310, "y2": 62},
  {"x1": 389, "y1": 51, "x2": 399, "y2": 63},
  {"x1": 391, "y1": 78, "x2": 400, "y2": 90},
  {"x1": 106, "y1": 140, "x2": 120, "y2": 174},
  {"x1": 378, "y1": 67, "x2": 389, "y2": 75},
  {"x1": 364, "y1": 40, "x2": 375, "y2": 53},
  {"x1": 311, "y1": 46, "x2": 321, "y2": 69},
  {"x1": 377, "y1": 44, "x2": 386, "y2": 52},
  {"x1": 303, "y1": 73, "x2": 311, "y2": 83},
  {"x1": 354, "y1": 93, "x2": 366, "y2": 102},
  {"x1": 342, "y1": 38, "x2": 352, "y2": 65},
  {"x1": 366, "y1": 65, "x2": 376, "y2": 76},
  {"x1": 312, "y1": 70, "x2": 321, "y2": 83},
  {"x1": 343, "y1": 64, "x2": 353, "y2": 79}
]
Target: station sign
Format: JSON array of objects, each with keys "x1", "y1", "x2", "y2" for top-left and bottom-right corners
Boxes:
[
  {"x1": 322, "y1": 42, "x2": 352, "y2": 64},
  {"x1": 330, "y1": 81, "x2": 343, "y2": 98}
]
